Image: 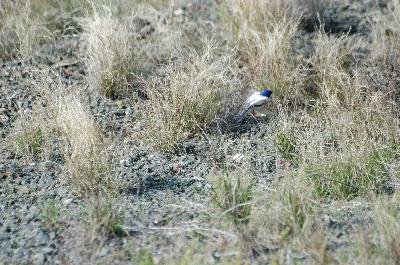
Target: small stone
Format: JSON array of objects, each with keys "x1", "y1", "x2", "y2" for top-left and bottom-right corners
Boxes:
[
  {"x1": 42, "y1": 246, "x2": 53, "y2": 254},
  {"x1": 49, "y1": 231, "x2": 56, "y2": 240},
  {"x1": 32, "y1": 253, "x2": 45, "y2": 264},
  {"x1": 0, "y1": 233, "x2": 9, "y2": 241},
  {"x1": 63, "y1": 198, "x2": 73, "y2": 206},
  {"x1": 232, "y1": 153, "x2": 244, "y2": 163},
  {"x1": 36, "y1": 229, "x2": 48, "y2": 246},
  {"x1": 99, "y1": 247, "x2": 109, "y2": 257},
  {"x1": 174, "y1": 8, "x2": 184, "y2": 16},
  {"x1": 0, "y1": 114, "x2": 9, "y2": 124}
]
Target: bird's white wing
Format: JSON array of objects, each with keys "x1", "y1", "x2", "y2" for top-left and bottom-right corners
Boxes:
[
  {"x1": 236, "y1": 91, "x2": 270, "y2": 123},
  {"x1": 247, "y1": 93, "x2": 269, "y2": 107},
  {"x1": 246, "y1": 92, "x2": 260, "y2": 104}
]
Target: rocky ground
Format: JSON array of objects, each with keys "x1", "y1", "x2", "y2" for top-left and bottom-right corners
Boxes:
[{"x1": 0, "y1": 0, "x2": 392, "y2": 264}]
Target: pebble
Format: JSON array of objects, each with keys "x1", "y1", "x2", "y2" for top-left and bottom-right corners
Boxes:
[
  {"x1": 35, "y1": 229, "x2": 49, "y2": 246},
  {"x1": 174, "y1": 8, "x2": 184, "y2": 16},
  {"x1": 32, "y1": 253, "x2": 45, "y2": 265},
  {"x1": 63, "y1": 198, "x2": 73, "y2": 206},
  {"x1": 232, "y1": 153, "x2": 244, "y2": 163}
]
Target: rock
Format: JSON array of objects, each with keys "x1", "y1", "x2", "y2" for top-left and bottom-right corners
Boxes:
[
  {"x1": 0, "y1": 232, "x2": 10, "y2": 241},
  {"x1": 99, "y1": 247, "x2": 109, "y2": 257},
  {"x1": 63, "y1": 198, "x2": 73, "y2": 206},
  {"x1": 0, "y1": 114, "x2": 9, "y2": 124},
  {"x1": 49, "y1": 231, "x2": 56, "y2": 240},
  {"x1": 35, "y1": 229, "x2": 48, "y2": 246},
  {"x1": 174, "y1": 8, "x2": 184, "y2": 16},
  {"x1": 232, "y1": 153, "x2": 244, "y2": 163},
  {"x1": 32, "y1": 253, "x2": 45, "y2": 265},
  {"x1": 42, "y1": 246, "x2": 53, "y2": 254}
]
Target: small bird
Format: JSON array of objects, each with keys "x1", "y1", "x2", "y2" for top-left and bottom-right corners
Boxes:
[{"x1": 236, "y1": 89, "x2": 273, "y2": 123}]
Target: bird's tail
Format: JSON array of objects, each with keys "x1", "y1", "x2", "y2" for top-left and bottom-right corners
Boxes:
[{"x1": 235, "y1": 105, "x2": 252, "y2": 123}]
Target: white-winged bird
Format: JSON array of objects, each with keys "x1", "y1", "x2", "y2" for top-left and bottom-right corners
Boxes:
[{"x1": 236, "y1": 89, "x2": 273, "y2": 123}]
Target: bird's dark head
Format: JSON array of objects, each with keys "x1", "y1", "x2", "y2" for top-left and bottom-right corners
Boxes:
[{"x1": 260, "y1": 89, "x2": 273, "y2": 98}]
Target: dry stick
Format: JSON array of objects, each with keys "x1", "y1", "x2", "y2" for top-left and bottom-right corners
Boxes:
[
  {"x1": 145, "y1": 226, "x2": 239, "y2": 240},
  {"x1": 124, "y1": 220, "x2": 238, "y2": 240}
]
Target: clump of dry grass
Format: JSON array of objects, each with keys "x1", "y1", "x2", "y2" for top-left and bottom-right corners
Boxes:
[
  {"x1": 81, "y1": 6, "x2": 147, "y2": 98},
  {"x1": 211, "y1": 170, "x2": 254, "y2": 225},
  {"x1": 370, "y1": 0, "x2": 400, "y2": 58},
  {"x1": 373, "y1": 195, "x2": 400, "y2": 264},
  {"x1": 56, "y1": 93, "x2": 115, "y2": 197},
  {"x1": 220, "y1": 0, "x2": 302, "y2": 102},
  {"x1": 306, "y1": 29, "x2": 359, "y2": 103},
  {"x1": 39, "y1": 199, "x2": 64, "y2": 229},
  {"x1": 9, "y1": 110, "x2": 44, "y2": 159},
  {"x1": 274, "y1": 29, "x2": 400, "y2": 199},
  {"x1": 82, "y1": 197, "x2": 126, "y2": 240},
  {"x1": 296, "y1": 0, "x2": 332, "y2": 32},
  {"x1": 216, "y1": 168, "x2": 332, "y2": 264},
  {"x1": 247, "y1": 175, "x2": 313, "y2": 255},
  {"x1": 143, "y1": 40, "x2": 238, "y2": 151},
  {"x1": 82, "y1": 5, "x2": 183, "y2": 98},
  {"x1": 9, "y1": 98, "x2": 55, "y2": 159},
  {"x1": 0, "y1": 1, "x2": 52, "y2": 61},
  {"x1": 365, "y1": 0, "x2": 400, "y2": 102}
]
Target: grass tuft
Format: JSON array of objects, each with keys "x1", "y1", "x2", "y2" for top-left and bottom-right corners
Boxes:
[
  {"x1": 0, "y1": 1, "x2": 52, "y2": 60},
  {"x1": 143, "y1": 40, "x2": 237, "y2": 151},
  {"x1": 220, "y1": 0, "x2": 301, "y2": 102},
  {"x1": 374, "y1": 195, "x2": 400, "y2": 263},
  {"x1": 211, "y1": 170, "x2": 254, "y2": 225},
  {"x1": 56, "y1": 93, "x2": 115, "y2": 197},
  {"x1": 82, "y1": 197, "x2": 127, "y2": 240},
  {"x1": 39, "y1": 199, "x2": 63, "y2": 229},
  {"x1": 275, "y1": 131, "x2": 298, "y2": 162},
  {"x1": 14, "y1": 128, "x2": 44, "y2": 157},
  {"x1": 81, "y1": 6, "x2": 147, "y2": 97},
  {"x1": 82, "y1": 4, "x2": 182, "y2": 98},
  {"x1": 135, "y1": 249, "x2": 156, "y2": 265}
]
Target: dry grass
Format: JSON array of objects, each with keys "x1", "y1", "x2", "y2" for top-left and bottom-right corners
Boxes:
[
  {"x1": 39, "y1": 199, "x2": 64, "y2": 229},
  {"x1": 143, "y1": 40, "x2": 238, "y2": 151},
  {"x1": 0, "y1": 1, "x2": 52, "y2": 60},
  {"x1": 220, "y1": 0, "x2": 302, "y2": 102},
  {"x1": 81, "y1": 6, "x2": 147, "y2": 98},
  {"x1": 0, "y1": 0, "x2": 90, "y2": 61},
  {"x1": 296, "y1": 0, "x2": 332, "y2": 31},
  {"x1": 9, "y1": 94, "x2": 55, "y2": 159},
  {"x1": 371, "y1": 0, "x2": 400, "y2": 57},
  {"x1": 11, "y1": 117, "x2": 44, "y2": 158},
  {"x1": 208, "y1": 163, "x2": 331, "y2": 264},
  {"x1": 365, "y1": 0, "x2": 400, "y2": 102},
  {"x1": 274, "y1": 29, "x2": 400, "y2": 199},
  {"x1": 135, "y1": 0, "x2": 173, "y2": 10},
  {"x1": 244, "y1": 174, "x2": 315, "y2": 263},
  {"x1": 56, "y1": 92, "x2": 115, "y2": 197},
  {"x1": 373, "y1": 195, "x2": 400, "y2": 264},
  {"x1": 306, "y1": 29, "x2": 359, "y2": 102},
  {"x1": 82, "y1": 5, "x2": 183, "y2": 98},
  {"x1": 211, "y1": 170, "x2": 254, "y2": 225},
  {"x1": 81, "y1": 197, "x2": 126, "y2": 241}
]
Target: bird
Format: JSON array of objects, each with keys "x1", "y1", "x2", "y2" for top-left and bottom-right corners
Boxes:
[{"x1": 236, "y1": 89, "x2": 273, "y2": 123}]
